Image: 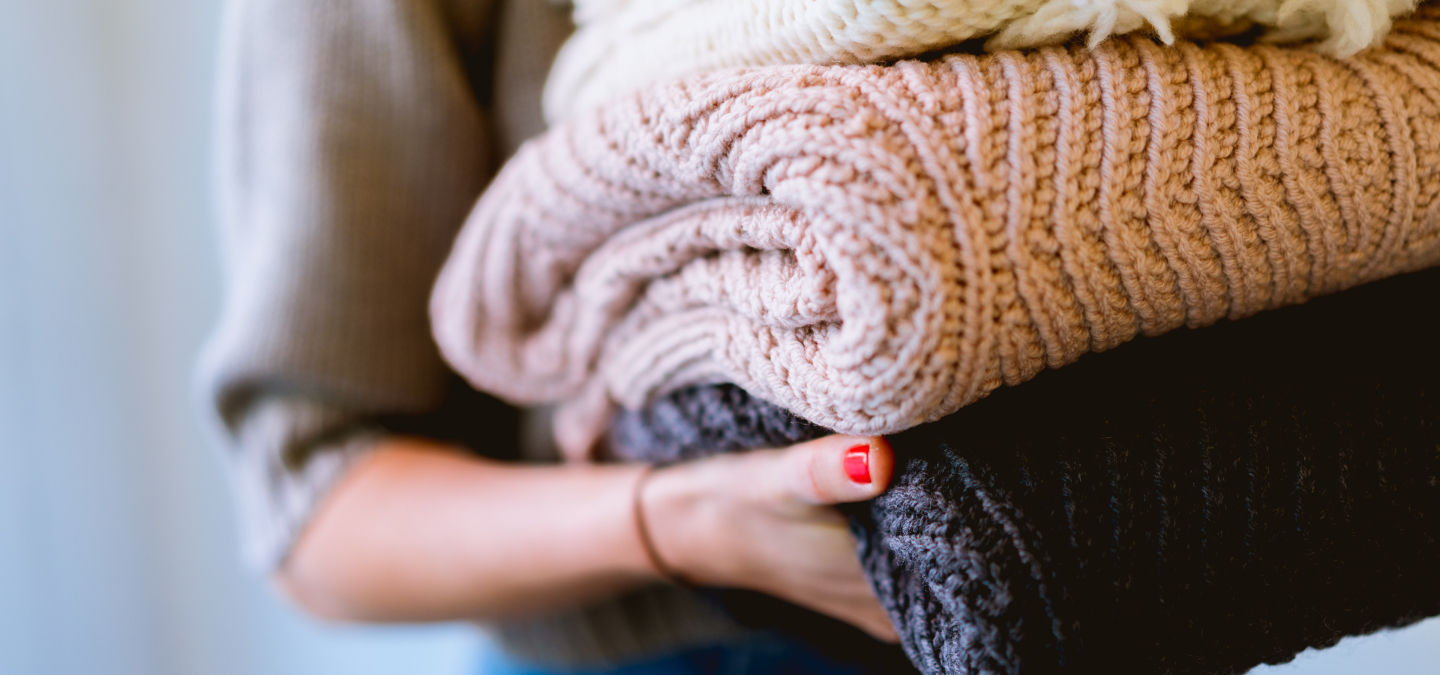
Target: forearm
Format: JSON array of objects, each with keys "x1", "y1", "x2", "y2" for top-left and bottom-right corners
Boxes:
[{"x1": 277, "y1": 437, "x2": 656, "y2": 622}]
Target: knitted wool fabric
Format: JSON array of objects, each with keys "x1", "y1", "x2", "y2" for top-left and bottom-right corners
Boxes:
[
  {"x1": 432, "y1": 8, "x2": 1440, "y2": 460},
  {"x1": 609, "y1": 267, "x2": 1440, "y2": 675},
  {"x1": 544, "y1": 0, "x2": 1418, "y2": 120}
]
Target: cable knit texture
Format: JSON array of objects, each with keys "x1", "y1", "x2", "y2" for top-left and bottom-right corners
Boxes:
[
  {"x1": 544, "y1": 0, "x2": 1419, "y2": 119},
  {"x1": 433, "y1": 7, "x2": 1440, "y2": 459},
  {"x1": 608, "y1": 267, "x2": 1440, "y2": 675}
]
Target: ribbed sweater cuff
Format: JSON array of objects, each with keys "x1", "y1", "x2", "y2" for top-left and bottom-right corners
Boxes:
[{"x1": 226, "y1": 395, "x2": 383, "y2": 571}]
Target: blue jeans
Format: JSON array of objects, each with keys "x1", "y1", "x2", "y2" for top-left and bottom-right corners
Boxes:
[{"x1": 474, "y1": 633, "x2": 866, "y2": 675}]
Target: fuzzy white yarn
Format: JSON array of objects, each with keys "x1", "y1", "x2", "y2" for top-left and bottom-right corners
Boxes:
[{"x1": 544, "y1": 0, "x2": 1418, "y2": 122}]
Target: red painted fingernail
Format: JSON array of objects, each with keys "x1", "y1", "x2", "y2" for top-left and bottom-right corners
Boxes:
[{"x1": 844, "y1": 444, "x2": 871, "y2": 484}]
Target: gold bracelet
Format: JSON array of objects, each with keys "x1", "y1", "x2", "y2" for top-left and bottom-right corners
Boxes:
[{"x1": 632, "y1": 464, "x2": 688, "y2": 585}]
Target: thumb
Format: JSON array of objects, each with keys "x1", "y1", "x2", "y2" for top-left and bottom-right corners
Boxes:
[{"x1": 777, "y1": 435, "x2": 894, "y2": 505}]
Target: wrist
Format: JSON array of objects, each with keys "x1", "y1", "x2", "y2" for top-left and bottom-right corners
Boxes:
[
  {"x1": 597, "y1": 463, "x2": 668, "y2": 582},
  {"x1": 632, "y1": 465, "x2": 690, "y2": 584},
  {"x1": 637, "y1": 455, "x2": 753, "y2": 588}
]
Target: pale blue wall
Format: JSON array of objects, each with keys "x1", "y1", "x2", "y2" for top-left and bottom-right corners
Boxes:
[
  {"x1": 0, "y1": 1, "x2": 1434, "y2": 674},
  {"x1": 0, "y1": 1, "x2": 476, "y2": 674}
]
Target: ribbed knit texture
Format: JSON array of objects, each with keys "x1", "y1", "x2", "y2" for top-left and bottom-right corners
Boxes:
[
  {"x1": 546, "y1": 0, "x2": 1418, "y2": 120},
  {"x1": 433, "y1": 8, "x2": 1440, "y2": 460},
  {"x1": 228, "y1": 397, "x2": 383, "y2": 568},
  {"x1": 609, "y1": 266, "x2": 1440, "y2": 675}
]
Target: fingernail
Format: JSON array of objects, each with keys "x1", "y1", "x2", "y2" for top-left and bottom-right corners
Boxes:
[{"x1": 844, "y1": 444, "x2": 871, "y2": 484}]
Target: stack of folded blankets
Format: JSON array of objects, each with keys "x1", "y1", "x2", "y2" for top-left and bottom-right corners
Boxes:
[{"x1": 432, "y1": 1, "x2": 1440, "y2": 672}]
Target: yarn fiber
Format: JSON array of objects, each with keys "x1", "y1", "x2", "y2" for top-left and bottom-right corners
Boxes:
[
  {"x1": 609, "y1": 267, "x2": 1440, "y2": 675},
  {"x1": 431, "y1": 8, "x2": 1440, "y2": 459},
  {"x1": 545, "y1": 0, "x2": 1418, "y2": 120}
]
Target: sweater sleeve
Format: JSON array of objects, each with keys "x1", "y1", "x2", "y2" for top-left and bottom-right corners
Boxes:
[{"x1": 197, "y1": 0, "x2": 499, "y2": 569}]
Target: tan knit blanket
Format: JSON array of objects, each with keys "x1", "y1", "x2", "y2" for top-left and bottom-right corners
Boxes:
[{"x1": 434, "y1": 9, "x2": 1440, "y2": 458}]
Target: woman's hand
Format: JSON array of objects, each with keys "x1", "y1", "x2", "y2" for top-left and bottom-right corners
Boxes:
[
  {"x1": 640, "y1": 435, "x2": 899, "y2": 642},
  {"x1": 278, "y1": 433, "x2": 898, "y2": 643}
]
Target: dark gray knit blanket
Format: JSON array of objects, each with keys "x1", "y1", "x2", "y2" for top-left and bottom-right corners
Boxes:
[{"x1": 608, "y1": 267, "x2": 1440, "y2": 675}]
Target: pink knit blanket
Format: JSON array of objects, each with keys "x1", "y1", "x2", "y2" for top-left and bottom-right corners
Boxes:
[{"x1": 432, "y1": 9, "x2": 1440, "y2": 459}]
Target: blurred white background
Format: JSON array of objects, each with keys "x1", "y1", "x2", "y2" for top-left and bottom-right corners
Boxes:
[
  {"x1": 0, "y1": 1, "x2": 1434, "y2": 674},
  {"x1": 0, "y1": 1, "x2": 477, "y2": 673}
]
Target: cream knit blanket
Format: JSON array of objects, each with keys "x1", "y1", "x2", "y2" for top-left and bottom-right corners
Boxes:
[
  {"x1": 435, "y1": 10, "x2": 1440, "y2": 458},
  {"x1": 545, "y1": 0, "x2": 1419, "y2": 120}
]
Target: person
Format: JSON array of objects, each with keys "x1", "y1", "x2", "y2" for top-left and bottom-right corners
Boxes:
[
  {"x1": 199, "y1": 0, "x2": 901, "y2": 672},
  {"x1": 202, "y1": 0, "x2": 1440, "y2": 672}
]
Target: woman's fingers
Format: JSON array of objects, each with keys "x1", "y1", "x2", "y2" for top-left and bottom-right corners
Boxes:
[
  {"x1": 776, "y1": 435, "x2": 894, "y2": 506},
  {"x1": 840, "y1": 597, "x2": 901, "y2": 643},
  {"x1": 637, "y1": 435, "x2": 901, "y2": 640},
  {"x1": 795, "y1": 554, "x2": 902, "y2": 643},
  {"x1": 747, "y1": 441, "x2": 902, "y2": 642}
]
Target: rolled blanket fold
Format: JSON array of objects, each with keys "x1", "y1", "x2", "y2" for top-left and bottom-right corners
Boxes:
[
  {"x1": 609, "y1": 266, "x2": 1440, "y2": 675},
  {"x1": 432, "y1": 8, "x2": 1440, "y2": 459},
  {"x1": 545, "y1": 0, "x2": 1420, "y2": 120}
]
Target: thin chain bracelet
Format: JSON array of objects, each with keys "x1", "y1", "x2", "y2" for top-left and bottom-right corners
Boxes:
[{"x1": 632, "y1": 464, "x2": 689, "y2": 585}]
